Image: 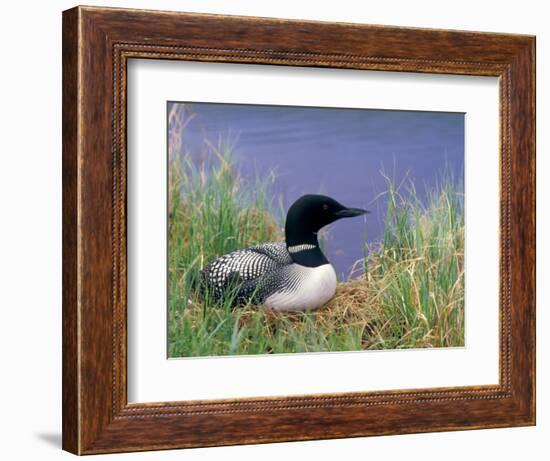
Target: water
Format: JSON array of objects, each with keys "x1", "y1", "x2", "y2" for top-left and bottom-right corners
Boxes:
[{"x1": 172, "y1": 102, "x2": 464, "y2": 279}]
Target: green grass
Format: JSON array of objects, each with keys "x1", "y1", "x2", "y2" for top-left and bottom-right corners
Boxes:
[
  {"x1": 167, "y1": 105, "x2": 464, "y2": 358},
  {"x1": 361, "y1": 174, "x2": 465, "y2": 349}
]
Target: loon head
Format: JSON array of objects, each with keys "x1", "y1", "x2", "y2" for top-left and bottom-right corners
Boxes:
[{"x1": 285, "y1": 194, "x2": 368, "y2": 266}]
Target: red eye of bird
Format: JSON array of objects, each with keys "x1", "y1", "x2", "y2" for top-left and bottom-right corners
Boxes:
[{"x1": 323, "y1": 204, "x2": 329, "y2": 211}]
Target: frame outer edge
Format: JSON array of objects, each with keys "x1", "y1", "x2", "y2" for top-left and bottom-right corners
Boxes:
[
  {"x1": 523, "y1": 36, "x2": 536, "y2": 425},
  {"x1": 62, "y1": 6, "x2": 81, "y2": 455},
  {"x1": 531, "y1": 36, "x2": 537, "y2": 425},
  {"x1": 498, "y1": 37, "x2": 536, "y2": 425}
]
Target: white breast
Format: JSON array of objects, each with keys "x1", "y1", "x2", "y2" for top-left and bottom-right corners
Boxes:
[{"x1": 264, "y1": 263, "x2": 337, "y2": 312}]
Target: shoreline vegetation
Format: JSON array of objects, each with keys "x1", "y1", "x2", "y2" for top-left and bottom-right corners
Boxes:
[{"x1": 167, "y1": 105, "x2": 465, "y2": 358}]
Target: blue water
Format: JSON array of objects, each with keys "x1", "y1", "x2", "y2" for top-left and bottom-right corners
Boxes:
[{"x1": 171, "y1": 102, "x2": 464, "y2": 279}]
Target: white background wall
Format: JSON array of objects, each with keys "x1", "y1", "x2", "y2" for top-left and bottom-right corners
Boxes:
[{"x1": 0, "y1": 0, "x2": 546, "y2": 459}]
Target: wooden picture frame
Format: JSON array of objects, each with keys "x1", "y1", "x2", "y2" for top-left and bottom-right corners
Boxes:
[{"x1": 62, "y1": 5, "x2": 536, "y2": 455}]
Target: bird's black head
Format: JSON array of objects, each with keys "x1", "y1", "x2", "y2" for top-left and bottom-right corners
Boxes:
[{"x1": 285, "y1": 194, "x2": 368, "y2": 266}]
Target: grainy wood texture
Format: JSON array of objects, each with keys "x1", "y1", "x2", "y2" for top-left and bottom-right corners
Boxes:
[
  {"x1": 62, "y1": 7, "x2": 79, "y2": 454},
  {"x1": 62, "y1": 5, "x2": 536, "y2": 455}
]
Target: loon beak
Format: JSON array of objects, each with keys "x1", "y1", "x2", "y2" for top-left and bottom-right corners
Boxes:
[{"x1": 334, "y1": 207, "x2": 369, "y2": 218}]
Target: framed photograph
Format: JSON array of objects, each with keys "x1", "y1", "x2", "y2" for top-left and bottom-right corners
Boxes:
[{"x1": 62, "y1": 5, "x2": 535, "y2": 455}]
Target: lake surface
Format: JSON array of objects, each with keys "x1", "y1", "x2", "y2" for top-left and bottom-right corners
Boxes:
[{"x1": 171, "y1": 102, "x2": 464, "y2": 279}]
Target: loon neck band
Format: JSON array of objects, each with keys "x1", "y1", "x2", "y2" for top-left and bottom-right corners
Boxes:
[
  {"x1": 287, "y1": 243, "x2": 317, "y2": 254},
  {"x1": 286, "y1": 237, "x2": 328, "y2": 267}
]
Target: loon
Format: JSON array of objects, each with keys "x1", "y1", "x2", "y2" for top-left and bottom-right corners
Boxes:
[{"x1": 199, "y1": 194, "x2": 368, "y2": 311}]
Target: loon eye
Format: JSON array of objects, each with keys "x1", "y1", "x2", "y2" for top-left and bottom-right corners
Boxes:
[{"x1": 322, "y1": 203, "x2": 329, "y2": 211}]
